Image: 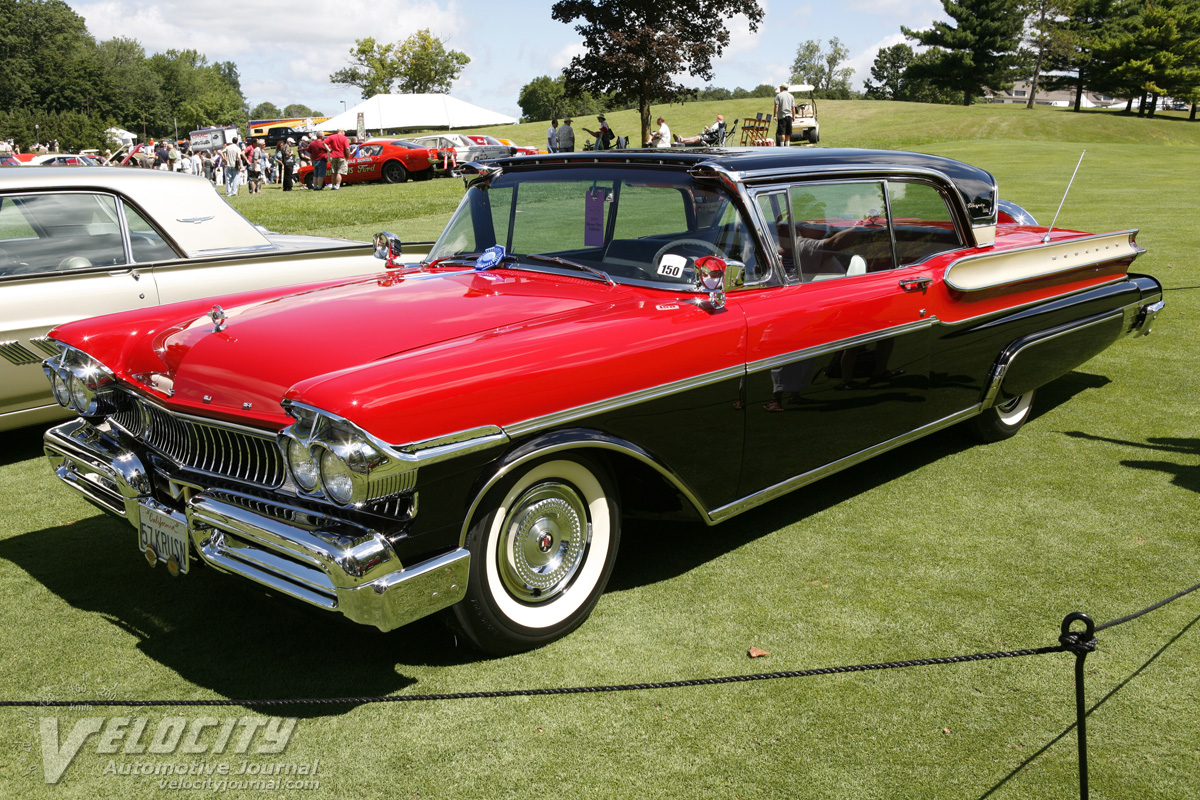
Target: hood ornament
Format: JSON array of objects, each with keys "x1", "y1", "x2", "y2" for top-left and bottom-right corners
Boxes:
[{"x1": 208, "y1": 304, "x2": 228, "y2": 333}]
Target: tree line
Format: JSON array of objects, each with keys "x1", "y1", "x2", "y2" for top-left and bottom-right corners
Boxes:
[
  {"x1": 0, "y1": 0, "x2": 252, "y2": 150},
  {"x1": 876, "y1": 0, "x2": 1200, "y2": 116}
]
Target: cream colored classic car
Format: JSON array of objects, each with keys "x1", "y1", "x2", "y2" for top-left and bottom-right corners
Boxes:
[{"x1": 0, "y1": 166, "x2": 387, "y2": 432}]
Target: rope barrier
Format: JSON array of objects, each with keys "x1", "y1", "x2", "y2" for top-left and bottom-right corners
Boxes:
[{"x1": 2, "y1": 578, "x2": 1196, "y2": 799}]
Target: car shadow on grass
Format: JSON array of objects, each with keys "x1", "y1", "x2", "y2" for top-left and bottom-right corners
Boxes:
[
  {"x1": 0, "y1": 423, "x2": 53, "y2": 467},
  {"x1": 0, "y1": 515, "x2": 473, "y2": 717},
  {"x1": 0, "y1": 370, "x2": 1113, "y2": 706},
  {"x1": 609, "y1": 370, "x2": 1112, "y2": 593}
]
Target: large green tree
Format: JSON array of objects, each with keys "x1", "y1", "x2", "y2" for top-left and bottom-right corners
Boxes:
[
  {"x1": 1040, "y1": 0, "x2": 1116, "y2": 110},
  {"x1": 330, "y1": 29, "x2": 470, "y2": 98},
  {"x1": 394, "y1": 29, "x2": 470, "y2": 93},
  {"x1": 551, "y1": 0, "x2": 764, "y2": 146},
  {"x1": 147, "y1": 49, "x2": 247, "y2": 135},
  {"x1": 790, "y1": 38, "x2": 854, "y2": 98},
  {"x1": 517, "y1": 75, "x2": 602, "y2": 121},
  {"x1": 0, "y1": 0, "x2": 96, "y2": 113},
  {"x1": 903, "y1": 0, "x2": 1026, "y2": 105},
  {"x1": 1099, "y1": 0, "x2": 1200, "y2": 116}
]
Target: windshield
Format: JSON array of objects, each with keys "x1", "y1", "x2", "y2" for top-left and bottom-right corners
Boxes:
[{"x1": 424, "y1": 167, "x2": 764, "y2": 289}]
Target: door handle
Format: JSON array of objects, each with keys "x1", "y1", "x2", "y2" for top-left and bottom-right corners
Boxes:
[{"x1": 899, "y1": 277, "x2": 931, "y2": 293}]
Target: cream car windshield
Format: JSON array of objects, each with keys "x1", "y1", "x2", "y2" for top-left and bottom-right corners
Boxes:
[{"x1": 424, "y1": 168, "x2": 763, "y2": 289}]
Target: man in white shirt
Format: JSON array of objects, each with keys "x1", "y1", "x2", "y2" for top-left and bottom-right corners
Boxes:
[
  {"x1": 547, "y1": 119, "x2": 558, "y2": 153},
  {"x1": 648, "y1": 116, "x2": 671, "y2": 148}
]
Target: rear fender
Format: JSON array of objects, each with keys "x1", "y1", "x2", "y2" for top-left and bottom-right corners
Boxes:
[{"x1": 982, "y1": 275, "x2": 1163, "y2": 407}]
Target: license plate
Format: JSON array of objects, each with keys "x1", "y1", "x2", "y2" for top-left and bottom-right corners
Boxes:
[{"x1": 138, "y1": 504, "x2": 190, "y2": 576}]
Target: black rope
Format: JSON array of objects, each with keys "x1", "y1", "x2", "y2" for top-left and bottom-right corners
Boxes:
[
  {"x1": 0, "y1": 645, "x2": 1064, "y2": 708},
  {"x1": 2, "y1": 580, "x2": 1194, "y2": 711},
  {"x1": 1095, "y1": 579, "x2": 1200, "y2": 632}
]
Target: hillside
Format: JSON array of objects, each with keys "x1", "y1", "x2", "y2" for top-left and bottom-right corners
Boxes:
[{"x1": 450, "y1": 98, "x2": 1200, "y2": 151}]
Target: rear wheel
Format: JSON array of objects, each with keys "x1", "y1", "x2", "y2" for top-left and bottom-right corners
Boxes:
[
  {"x1": 304, "y1": 173, "x2": 315, "y2": 190},
  {"x1": 382, "y1": 160, "x2": 408, "y2": 183},
  {"x1": 966, "y1": 390, "x2": 1035, "y2": 442},
  {"x1": 450, "y1": 455, "x2": 620, "y2": 655}
]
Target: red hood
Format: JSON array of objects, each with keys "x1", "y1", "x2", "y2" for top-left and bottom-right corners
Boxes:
[{"x1": 80, "y1": 268, "x2": 623, "y2": 426}]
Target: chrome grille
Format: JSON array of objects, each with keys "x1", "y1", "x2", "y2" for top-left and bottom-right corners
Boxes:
[{"x1": 132, "y1": 397, "x2": 285, "y2": 488}]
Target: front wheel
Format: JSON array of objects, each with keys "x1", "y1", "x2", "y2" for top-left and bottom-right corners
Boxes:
[
  {"x1": 450, "y1": 455, "x2": 620, "y2": 655},
  {"x1": 381, "y1": 160, "x2": 408, "y2": 183},
  {"x1": 966, "y1": 390, "x2": 1035, "y2": 442}
]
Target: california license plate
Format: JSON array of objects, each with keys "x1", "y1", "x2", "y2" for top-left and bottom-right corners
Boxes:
[{"x1": 138, "y1": 503, "x2": 190, "y2": 576}]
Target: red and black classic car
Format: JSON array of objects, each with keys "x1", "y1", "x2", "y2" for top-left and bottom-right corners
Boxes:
[{"x1": 41, "y1": 148, "x2": 1162, "y2": 654}]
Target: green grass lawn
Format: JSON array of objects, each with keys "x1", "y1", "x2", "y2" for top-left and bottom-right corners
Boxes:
[{"x1": 2, "y1": 101, "x2": 1199, "y2": 799}]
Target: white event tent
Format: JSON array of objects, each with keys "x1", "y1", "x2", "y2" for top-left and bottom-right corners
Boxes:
[{"x1": 315, "y1": 94, "x2": 517, "y2": 133}]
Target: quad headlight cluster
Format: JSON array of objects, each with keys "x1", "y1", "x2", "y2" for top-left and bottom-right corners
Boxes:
[
  {"x1": 279, "y1": 403, "x2": 391, "y2": 507},
  {"x1": 43, "y1": 345, "x2": 118, "y2": 418}
]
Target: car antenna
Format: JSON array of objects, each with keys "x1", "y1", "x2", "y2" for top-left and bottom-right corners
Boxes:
[{"x1": 1043, "y1": 150, "x2": 1085, "y2": 243}]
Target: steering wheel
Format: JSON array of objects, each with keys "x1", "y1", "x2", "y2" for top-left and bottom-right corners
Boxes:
[{"x1": 652, "y1": 239, "x2": 727, "y2": 268}]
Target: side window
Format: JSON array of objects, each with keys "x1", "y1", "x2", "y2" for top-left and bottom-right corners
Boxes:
[
  {"x1": 788, "y1": 183, "x2": 893, "y2": 281},
  {"x1": 123, "y1": 204, "x2": 177, "y2": 263},
  {"x1": 756, "y1": 183, "x2": 895, "y2": 283},
  {"x1": 887, "y1": 182, "x2": 962, "y2": 265},
  {"x1": 0, "y1": 193, "x2": 126, "y2": 275}
]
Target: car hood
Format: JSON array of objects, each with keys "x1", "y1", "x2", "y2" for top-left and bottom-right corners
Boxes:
[{"x1": 131, "y1": 268, "x2": 621, "y2": 425}]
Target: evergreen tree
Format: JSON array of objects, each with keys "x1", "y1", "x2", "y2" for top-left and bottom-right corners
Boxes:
[{"x1": 902, "y1": 0, "x2": 1026, "y2": 105}]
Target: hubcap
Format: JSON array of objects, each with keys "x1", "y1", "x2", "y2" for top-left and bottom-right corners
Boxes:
[
  {"x1": 499, "y1": 482, "x2": 589, "y2": 603},
  {"x1": 996, "y1": 392, "x2": 1033, "y2": 426}
]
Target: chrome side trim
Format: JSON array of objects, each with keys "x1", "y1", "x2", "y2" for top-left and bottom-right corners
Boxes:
[
  {"x1": 709, "y1": 406, "x2": 982, "y2": 523},
  {"x1": 502, "y1": 365, "x2": 745, "y2": 439},
  {"x1": 745, "y1": 318, "x2": 936, "y2": 376},
  {"x1": 0, "y1": 340, "x2": 41, "y2": 365}
]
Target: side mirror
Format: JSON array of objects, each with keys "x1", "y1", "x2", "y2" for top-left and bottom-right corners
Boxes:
[
  {"x1": 373, "y1": 232, "x2": 403, "y2": 266},
  {"x1": 694, "y1": 256, "x2": 745, "y2": 310}
]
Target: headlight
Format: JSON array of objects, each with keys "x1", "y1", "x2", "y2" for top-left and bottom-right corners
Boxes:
[
  {"x1": 49, "y1": 369, "x2": 70, "y2": 406},
  {"x1": 287, "y1": 439, "x2": 320, "y2": 492},
  {"x1": 279, "y1": 402, "x2": 390, "y2": 507},
  {"x1": 319, "y1": 448, "x2": 356, "y2": 505},
  {"x1": 43, "y1": 346, "x2": 116, "y2": 417},
  {"x1": 69, "y1": 373, "x2": 90, "y2": 413}
]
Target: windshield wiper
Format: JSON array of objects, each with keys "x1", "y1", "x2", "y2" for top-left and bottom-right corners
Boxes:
[
  {"x1": 421, "y1": 253, "x2": 482, "y2": 269},
  {"x1": 522, "y1": 254, "x2": 616, "y2": 286}
]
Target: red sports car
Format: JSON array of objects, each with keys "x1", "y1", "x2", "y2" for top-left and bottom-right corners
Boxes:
[{"x1": 298, "y1": 138, "x2": 436, "y2": 188}]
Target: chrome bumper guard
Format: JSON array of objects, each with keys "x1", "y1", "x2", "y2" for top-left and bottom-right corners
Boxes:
[{"x1": 44, "y1": 419, "x2": 468, "y2": 632}]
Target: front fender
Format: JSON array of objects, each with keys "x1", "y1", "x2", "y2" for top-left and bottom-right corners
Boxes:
[{"x1": 458, "y1": 427, "x2": 711, "y2": 548}]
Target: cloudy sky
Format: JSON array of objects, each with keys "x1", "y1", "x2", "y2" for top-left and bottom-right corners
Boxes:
[{"x1": 69, "y1": 0, "x2": 946, "y2": 121}]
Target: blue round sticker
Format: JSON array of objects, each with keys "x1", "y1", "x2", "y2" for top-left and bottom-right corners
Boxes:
[{"x1": 475, "y1": 245, "x2": 507, "y2": 270}]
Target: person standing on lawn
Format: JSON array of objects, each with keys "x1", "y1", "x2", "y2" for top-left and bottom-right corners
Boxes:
[
  {"x1": 324, "y1": 128, "x2": 352, "y2": 190},
  {"x1": 306, "y1": 134, "x2": 330, "y2": 190}
]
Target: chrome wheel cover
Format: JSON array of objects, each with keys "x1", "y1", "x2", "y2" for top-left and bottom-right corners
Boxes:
[
  {"x1": 498, "y1": 481, "x2": 590, "y2": 603},
  {"x1": 996, "y1": 392, "x2": 1033, "y2": 426}
]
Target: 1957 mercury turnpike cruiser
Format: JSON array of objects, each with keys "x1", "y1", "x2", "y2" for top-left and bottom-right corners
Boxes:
[{"x1": 41, "y1": 148, "x2": 1163, "y2": 654}]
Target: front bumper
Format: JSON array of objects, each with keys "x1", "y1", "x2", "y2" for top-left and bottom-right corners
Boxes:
[{"x1": 43, "y1": 419, "x2": 468, "y2": 632}]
